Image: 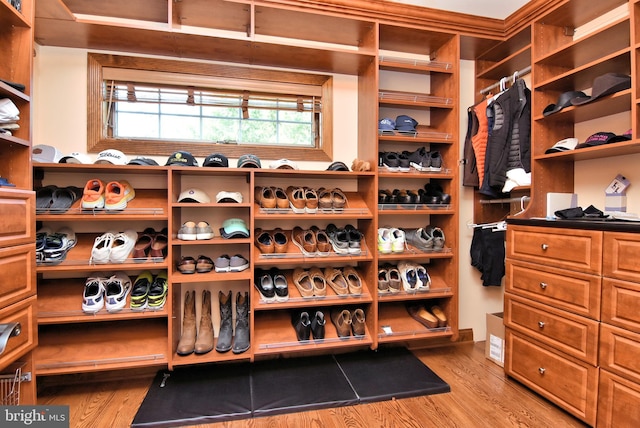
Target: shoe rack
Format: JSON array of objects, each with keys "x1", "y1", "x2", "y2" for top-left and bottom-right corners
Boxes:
[
  {"x1": 33, "y1": 163, "x2": 170, "y2": 375},
  {"x1": 374, "y1": 25, "x2": 460, "y2": 345},
  {"x1": 0, "y1": 0, "x2": 36, "y2": 404}
]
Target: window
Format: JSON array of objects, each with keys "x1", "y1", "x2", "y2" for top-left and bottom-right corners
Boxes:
[{"x1": 88, "y1": 53, "x2": 334, "y2": 161}]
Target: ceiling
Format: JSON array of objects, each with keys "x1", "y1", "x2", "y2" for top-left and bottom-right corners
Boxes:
[{"x1": 388, "y1": 0, "x2": 532, "y2": 19}]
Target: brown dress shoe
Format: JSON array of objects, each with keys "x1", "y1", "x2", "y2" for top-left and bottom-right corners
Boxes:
[
  {"x1": 273, "y1": 187, "x2": 289, "y2": 209},
  {"x1": 195, "y1": 290, "x2": 214, "y2": 354},
  {"x1": 255, "y1": 229, "x2": 275, "y2": 254},
  {"x1": 291, "y1": 226, "x2": 316, "y2": 256},
  {"x1": 351, "y1": 308, "x2": 366, "y2": 336},
  {"x1": 286, "y1": 186, "x2": 306, "y2": 213},
  {"x1": 331, "y1": 309, "x2": 352, "y2": 338},
  {"x1": 176, "y1": 290, "x2": 197, "y2": 355},
  {"x1": 272, "y1": 228, "x2": 288, "y2": 253},
  {"x1": 255, "y1": 186, "x2": 276, "y2": 209}
]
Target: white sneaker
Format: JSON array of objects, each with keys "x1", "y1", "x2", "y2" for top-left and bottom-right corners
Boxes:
[
  {"x1": 105, "y1": 272, "x2": 132, "y2": 312},
  {"x1": 389, "y1": 228, "x2": 406, "y2": 253},
  {"x1": 377, "y1": 228, "x2": 392, "y2": 254},
  {"x1": 90, "y1": 232, "x2": 115, "y2": 264},
  {"x1": 397, "y1": 261, "x2": 419, "y2": 292},
  {"x1": 82, "y1": 274, "x2": 107, "y2": 313},
  {"x1": 412, "y1": 263, "x2": 431, "y2": 290},
  {"x1": 109, "y1": 230, "x2": 138, "y2": 263}
]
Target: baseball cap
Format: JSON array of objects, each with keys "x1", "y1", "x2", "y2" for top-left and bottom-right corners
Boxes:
[
  {"x1": 544, "y1": 137, "x2": 579, "y2": 154},
  {"x1": 95, "y1": 149, "x2": 128, "y2": 165},
  {"x1": 326, "y1": 161, "x2": 350, "y2": 171},
  {"x1": 269, "y1": 158, "x2": 298, "y2": 170},
  {"x1": 570, "y1": 73, "x2": 632, "y2": 106},
  {"x1": 219, "y1": 218, "x2": 250, "y2": 239},
  {"x1": 216, "y1": 191, "x2": 243, "y2": 203},
  {"x1": 378, "y1": 118, "x2": 396, "y2": 131},
  {"x1": 59, "y1": 152, "x2": 92, "y2": 164},
  {"x1": 32, "y1": 145, "x2": 63, "y2": 163},
  {"x1": 395, "y1": 115, "x2": 418, "y2": 133},
  {"x1": 237, "y1": 154, "x2": 262, "y2": 168},
  {"x1": 542, "y1": 90, "x2": 586, "y2": 116},
  {"x1": 128, "y1": 157, "x2": 159, "y2": 166},
  {"x1": 178, "y1": 188, "x2": 210, "y2": 203},
  {"x1": 575, "y1": 131, "x2": 632, "y2": 149},
  {"x1": 166, "y1": 151, "x2": 198, "y2": 167},
  {"x1": 203, "y1": 153, "x2": 229, "y2": 167}
]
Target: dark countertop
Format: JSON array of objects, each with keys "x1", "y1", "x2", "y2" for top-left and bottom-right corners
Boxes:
[{"x1": 507, "y1": 217, "x2": 640, "y2": 232}]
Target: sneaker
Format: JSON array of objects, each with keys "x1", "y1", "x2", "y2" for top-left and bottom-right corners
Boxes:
[
  {"x1": 382, "y1": 152, "x2": 400, "y2": 171},
  {"x1": 429, "y1": 151, "x2": 443, "y2": 172},
  {"x1": 81, "y1": 178, "x2": 106, "y2": 210},
  {"x1": 147, "y1": 272, "x2": 168, "y2": 310},
  {"x1": 82, "y1": 274, "x2": 107, "y2": 313},
  {"x1": 229, "y1": 254, "x2": 249, "y2": 272},
  {"x1": 397, "y1": 152, "x2": 411, "y2": 172},
  {"x1": 109, "y1": 230, "x2": 138, "y2": 263},
  {"x1": 271, "y1": 269, "x2": 289, "y2": 302},
  {"x1": 177, "y1": 221, "x2": 197, "y2": 240},
  {"x1": 196, "y1": 221, "x2": 214, "y2": 240},
  {"x1": 404, "y1": 227, "x2": 434, "y2": 251},
  {"x1": 104, "y1": 180, "x2": 136, "y2": 210},
  {"x1": 214, "y1": 254, "x2": 231, "y2": 272},
  {"x1": 105, "y1": 272, "x2": 132, "y2": 312},
  {"x1": 413, "y1": 263, "x2": 431, "y2": 290},
  {"x1": 398, "y1": 261, "x2": 418, "y2": 292},
  {"x1": 254, "y1": 270, "x2": 276, "y2": 302},
  {"x1": 90, "y1": 232, "x2": 115, "y2": 264},
  {"x1": 387, "y1": 266, "x2": 402, "y2": 292},
  {"x1": 378, "y1": 228, "x2": 392, "y2": 254},
  {"x1": 43, "y1": 227, "x2": 77, "y2": 264},
  {"x1": 130, "y1": 271, "x2": 153, "y2": 311},
  {"x1": 389, "y1": 228, "x2": 406, "y2": 253},
  {"x1": 426, "y1": 226, "x2": 445, "y2": 250},
  {"x1": 345, "y1": 225, "x2": 362, "y2": 255}
]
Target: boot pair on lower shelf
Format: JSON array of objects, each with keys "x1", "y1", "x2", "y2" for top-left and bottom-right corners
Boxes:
[{"x1": 177, "y1": 289, "x2": 250, "y2": 355}]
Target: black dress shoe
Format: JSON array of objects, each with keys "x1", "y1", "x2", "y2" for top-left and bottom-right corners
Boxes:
[
  {"x1": 424, "y1": 182, "x2": 451, "y2": 204},
  {"x1": 292, "y1": 311, "x2": 311, "y2": 341},
  {"x1": 310, "y1": 310, "x2": 326, "y2": 339}
]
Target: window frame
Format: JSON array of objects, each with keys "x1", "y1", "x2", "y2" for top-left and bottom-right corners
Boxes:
[{"x1": 87, "y1": 53, "x2": 334, "y2": 162}]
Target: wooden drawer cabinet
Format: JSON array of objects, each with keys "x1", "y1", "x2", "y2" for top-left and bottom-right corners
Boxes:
[
  {"x1": 600, "y1": 324, "x2": 640, "y2": 384},
  {"x1": 0, "y1": 243, "x2": 36, "y2": 309},
  {"x1": 0, "y1": 296, "x2": 37, "y2": 373},
  {"x1": 505, "y1": 330, "x2": 598, "y2": 426},
  {"x1": 598, "y1": 369, "x2": 640, "y2": 428},
  {"x1": 0, "y1": 189, "x2": 35, "y2": 249},
  {"x1": 507, "y1": 225, "x2": 602, "y2": 274},
  {"x1": 602, "y1": 278, "x2": 640, "y2": 334},
  {"x1": 506, "y1": 259, "x2": 601, "y2": 319},
  {"x1": 603, "y1": 232, "x2": 640, "y2": 283},
  {"x1": 505, "y1": 294, "x2": 599, "y2": 365}
]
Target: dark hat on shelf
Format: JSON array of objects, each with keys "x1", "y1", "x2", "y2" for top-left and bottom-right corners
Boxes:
[
  {"x1": 395, "y1": 115, "x2": 418, "y2": 132},
  {"x1": 128, "y1": 157, "x2": 159, "y2": 166},
  {"x1": 166, "y1": 151, "x2": 198, "y2": 167},
  {"x1": 574, "y1": 130, "x2": 632, "y2": 149},
  {"x1": 570, "y1": 73, "x2": 631, "y2": 106},
  {"x1": 203, "y1": 153, "x2": 229, "y2": 167},
  {"x1": 326, "y1": 161, "x2": 350, "y2": 171},
  {"x1": 542, "y1": 90, "x2": 586, "y2": 116},
  {"x1": 237, "y1": 154, "x2": 262, "y2": 168}
]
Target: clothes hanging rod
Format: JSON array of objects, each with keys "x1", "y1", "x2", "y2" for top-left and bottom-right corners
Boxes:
[
  {"x1": 480, "y1": 196, "x2": 530, "y2": 204},
  {"x1": 479, "y1": 65, "x2": 532, "y2": 95}
]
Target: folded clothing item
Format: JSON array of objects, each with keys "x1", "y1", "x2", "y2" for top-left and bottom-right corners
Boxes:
[{"x1": 554, "y1": 205, "x2": 607, "y2": 219}]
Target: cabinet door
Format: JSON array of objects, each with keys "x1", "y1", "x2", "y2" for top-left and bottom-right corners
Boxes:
[
  {"x1": 600, "y1": 323, "x2": 640, "y2": 384},
  {"x1": 602, "y1": 278, "x2": 640, "y2": 334},
  {"x1": 598, "y1": 369, "x2": 640, "y2": 428},
  {"x1": 0, "y1": 188, "x2": 34, "y2": 248},
  {"x1": 0, "y1": 296, "x2": 37, "y2": 373},
  {"x1": 603, "y1": 232, "x2": 640, "y2": 283}
]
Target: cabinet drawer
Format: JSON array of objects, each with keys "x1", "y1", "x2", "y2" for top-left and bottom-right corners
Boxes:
[
  {"x1": 598, "y1": 369, "x2": 640, "y2": 428},
  {"x1": 602, "y1": 278, "x2": 640, "y2": 333},
  {"x1": 0, "y1": 243, "x2": 36, "y2": 309},
  {"x1": 505, "y1": 330, "x2": 598, "y2": 426},
  {"x1": 504, "y1": 294, "x2": 599, "y2": 364},
  {"x1": 0, "y1": 296, "x2": 37, "y2": 373},
  {"x1": 507, "y1": 225, "x2": 602, "y2": 274},
  {"x1": 0, "y1": 188, "x2": 35, "y2": 249},
  {"x1": 506, "y1": 259, "x2": 601, "y2": 319},
  {"x1": 604, "y1": 232, "x2": 640, "y2": 282},
  {"x1": 600, "y1": 323, "x2": 640, "y2": 384}
]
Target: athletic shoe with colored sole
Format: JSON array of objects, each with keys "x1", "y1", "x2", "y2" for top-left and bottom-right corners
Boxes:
[{"x1": 104, "y1": 180, "x2": 136, "y2": 210}]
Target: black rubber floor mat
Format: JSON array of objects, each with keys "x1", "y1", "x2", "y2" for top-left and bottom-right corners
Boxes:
[
  {"x1": 131, "y1": 362, "x2": 252, "y2": 428},
  {"x1": 334, "y1": 347, "x2": 451, "y2": 403},
  {"x1": 131, "y1": 348, "x2": 449, "y2": 427},
  {"x1": 251, "y1": 354, "x2": 359, "y2": 417}
]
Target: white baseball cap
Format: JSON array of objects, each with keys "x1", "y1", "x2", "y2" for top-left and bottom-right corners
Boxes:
[
  {"x1": 95, "y1": 149, "x2": 128, "y2": 165},
  {"x1": 178, "y1": 188, "x2": 211, "y2": 203},
  {"x1": 32, "y1": 145, "x2": 63, "y2": 163},
  {"x1": 59, "y1": 152, "x2": 92, "y2": 164},
  {"x1": 216, "y1": 191, "x2": 243, "y2": 203}
]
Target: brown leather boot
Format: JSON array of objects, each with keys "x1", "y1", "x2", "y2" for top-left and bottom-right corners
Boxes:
[
  {"x1": 195, "y1": 289, "x2": 214, "y2": 354},
  {"x1": 176, "y1": 290, "x2": 196, "y2": 355}
]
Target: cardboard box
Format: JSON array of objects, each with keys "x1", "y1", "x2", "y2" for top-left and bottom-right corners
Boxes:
[{"x1": 486, "y1": 312, "x2": 505, "y2": 367}]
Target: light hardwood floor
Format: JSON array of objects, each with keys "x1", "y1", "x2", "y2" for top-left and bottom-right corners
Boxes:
[{"x1": 37, "y1": 342, "x2": 588, "y2": 428}]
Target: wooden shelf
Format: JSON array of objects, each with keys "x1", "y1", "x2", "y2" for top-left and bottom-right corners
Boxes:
[
  {"x1": 171, "y1": 270, "x2": 251, "y2": 283},
  {"x1": 377, "y1": 302, "x2": 453, "y2": 344}
]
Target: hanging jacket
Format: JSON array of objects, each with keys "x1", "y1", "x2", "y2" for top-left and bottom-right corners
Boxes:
[
  {"x1": 471, "y1": 99, "x2": 489, "y2": 186},
  {"x1": 463, "y1": 107, "x2": 480, "y2": 187}
]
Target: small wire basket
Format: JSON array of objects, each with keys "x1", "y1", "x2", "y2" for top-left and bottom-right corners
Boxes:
[{"x1": 0, "y1": 364, "x2": 24, "y2": 406}]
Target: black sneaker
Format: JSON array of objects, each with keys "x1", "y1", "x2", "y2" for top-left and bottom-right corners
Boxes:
[
  {"x1": 382, "y1": 152, "x2": 400, "y2": 171},
  {"x1": 254, "y1": 269, "x2": 276, "y2": 302},
  {"x1": 147, "y1": 272, "x2": 168, "y2": 310},
  {"x1": 130, "y1": 271, "x2": 153, "y2": 311}
]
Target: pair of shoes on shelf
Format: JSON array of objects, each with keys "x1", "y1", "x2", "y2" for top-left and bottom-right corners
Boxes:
[
  {"x1": 422, "y1": 182, "x2": 451, "y2": 205},
  {"x1": 290, "y1": 226, "x2": 332, "y2": 256},
  {"x1": 214, "y1": 254, "x2": 249, "y2": 272},
  {"x1": 81, "y1": 178, "x2": 135, "y2": 211},
  {"x1": 36, "y1": 227, "x2": 77, "y2": 265},
  {"x1": 323, "y1": 266, "x2": 362, "y2": 296},
  {"x1": 36, "y1": 185, "x2": 83, "y2": 214},
  {"x1": 326, "y1": 223, "x2": 362, "y2": 255},
  {"x1": 286, "y1": 186, "x2": 318, "y2": 213},
  {"x1": 292, "y1": 267, "x2": 327, "y2": 298},
  {"x1": 129, "y1": 271, "x2": 168, "y2": 311},
  {"x1": 404, "y1": 226, "x2": 445, "y2": 251},
  {"x1": 351, "y1": 158, "x2": 371, "y2": 171},
  {"x1": 254, "y1": 268, "x2": 289, "y2": 302},
  {"x1": 397, "y1": 261, "x2": 431, "y2": 292},
  {"x1": 404, "y1": 146, "x2": 443, "y2": 172},
  {"x1": 406, "y1": 303, "x2": 447, "y2": 329},
  {"x1": 331, "y1": 308, "x2": 366, "y2": 338},
  {"x1": 317, "y1": 187, "x2": 347, "y2": 211},
  {"x1": 177, "y1": 221, "x2": 214, "y2": 240},
  {"x1": 378, "y1": 227, "x2": 405, "y2": 254},
  {"x1": 176, "y1": 289, "x2": 216, "y2": 355},
  {"x1": 90, "y1": 230, "x2": 138, "y2": 264},
  {"x1": 255, "y1": 228, "x2": 288, "y2": 254},
  {"x1": 377, "y1": 264, "x2": 402, "y2": 294},
  {"x1": 82, "y1": 272, "x2": 132, "y2": 313},
  {"x1": 132, "y1": 228, "x2": 168, "y2": 262},
  {"x1": 379, "y1": 151, "x2": 410, "y2": 172},
  {"x1": 292, "y1": 310, "x2": 325, "y2": 341},
  {"x1": 254, "y1": 186, "x2": 289, "y2": 210}
]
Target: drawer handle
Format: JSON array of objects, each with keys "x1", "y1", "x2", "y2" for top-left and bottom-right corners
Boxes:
[
  {"x1": 541, "y1": 244, "x2": 549, "y2": 250},
  {"x1": 0, "y1": 322, "x2": 21, "y2": 355},
  {"x1": 540, "y1": 282, "x2": 548, "y2": 289},
  {"x1": 538, "y1": 321, "x2": 545, "y2": 328},
  {"x1": 538, "y1": 367, "x2": 546, "y2": 375}
]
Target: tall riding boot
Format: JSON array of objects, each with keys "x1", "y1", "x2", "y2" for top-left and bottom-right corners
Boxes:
[
  {"x1": 232, "y1": 291, "x2": 250, "y2": 354},
  {"x1": 176, "y1": 290, "x2": 197, "y2": 355},
  {"x1": 215, "y1": 290, "x2": 233, "y2": 353},
  {"x1": 194, "y1": 289, "x2": 214, "y2": 354}
]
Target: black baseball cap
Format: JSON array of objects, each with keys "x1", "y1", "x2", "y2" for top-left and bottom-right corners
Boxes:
[
  {"x1": 166, "y1": 151, "x2": 198, "y2": 167},
  {"x1": 203, "y1": 153, "x2": 229, "y2": 167},
  {"x1": 128, "y1": 157, "x2": 160, "y2": 166}
]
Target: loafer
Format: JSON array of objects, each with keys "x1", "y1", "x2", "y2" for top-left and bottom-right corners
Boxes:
[
  {"x1": 324, "y1": 267, "x2": 349, "y2": 296},
  {"x1": 312, "y1": 226, "x2": 332, "y2": 256},
  {"x1": 318, "y1": 188, "x2": 333, "y2": 211},
  {"x1": 293, "y1": 268, "x2": 314, "y2": 298},
  {"x1": 149, "y1": 232, "x2": 168, "y2": 261},
  {"x1": 378, "y1": 268, "x2": 390, "y2": 293},
  {"x1": 273, "y1": 187, "x2": 289, "y2": 209},
  {"x1": 304, "y1": 187, "x2": 318, "y2": 213},
  {"x1": 272, "y1": 228, "x2": 288, "y2": 253},
  {"x1": 286, "y1": 186, "x2": 306, "y2": 213},
  {"x1": 431, "y1": 305, "x2": 448, "y2": 327},
  {"x1": 255, "y1": 229, "x2": 275, "y2": 254},
  {"x1": 195, "y1": 255, "x2": 214, "y2": 273},
  {"x1": 177, "y1": 256, "x2": 196, "y2": 274},
  {"x1": 255, "y1": 186, "x2": 276, "y2": 209},
  {"x1": 342, "y1": 266, "x2": 363, "y2": 295},
  {"x1": 291, "y1": 226, "x2": 316, "y2": 256},
  {"x1": 308, "y1": 267, "x2": 327, "y2": 297}
]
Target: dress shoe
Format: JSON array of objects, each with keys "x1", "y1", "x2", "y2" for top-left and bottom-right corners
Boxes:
[
  {"x1": 255, "y1": 229, "x2": 275, "y2": 254},
  {"x1": 272, "y1": 228, "x2": 288, "y2": 253},
  {"x1": 177, "y1": 256, "x2": 196, "y2": 274},
  {"x1": 195, "y1": 255, "x2": 214, "y2": 273},
  {"x1": 292, "y1": 310, "x2": 311, "y2": 341},
  {"x1": 255, "y1": 186, "x2": 276, "y2": 208},
  {"x1": 331, "y1": 309, "x2": 352, "y2": 338},
  {"x1": 176, "y1": 290, "x2": 197, "y2": 355},
  {"x1": 194, "y1": 290, "x2": 214, "y2": 354},
  {"x1": 310, "y1": 311, "x2": 326, "y2": 340},
  {"x1": 215, "y1": 290, "x2": 233, "y2": 352}
]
